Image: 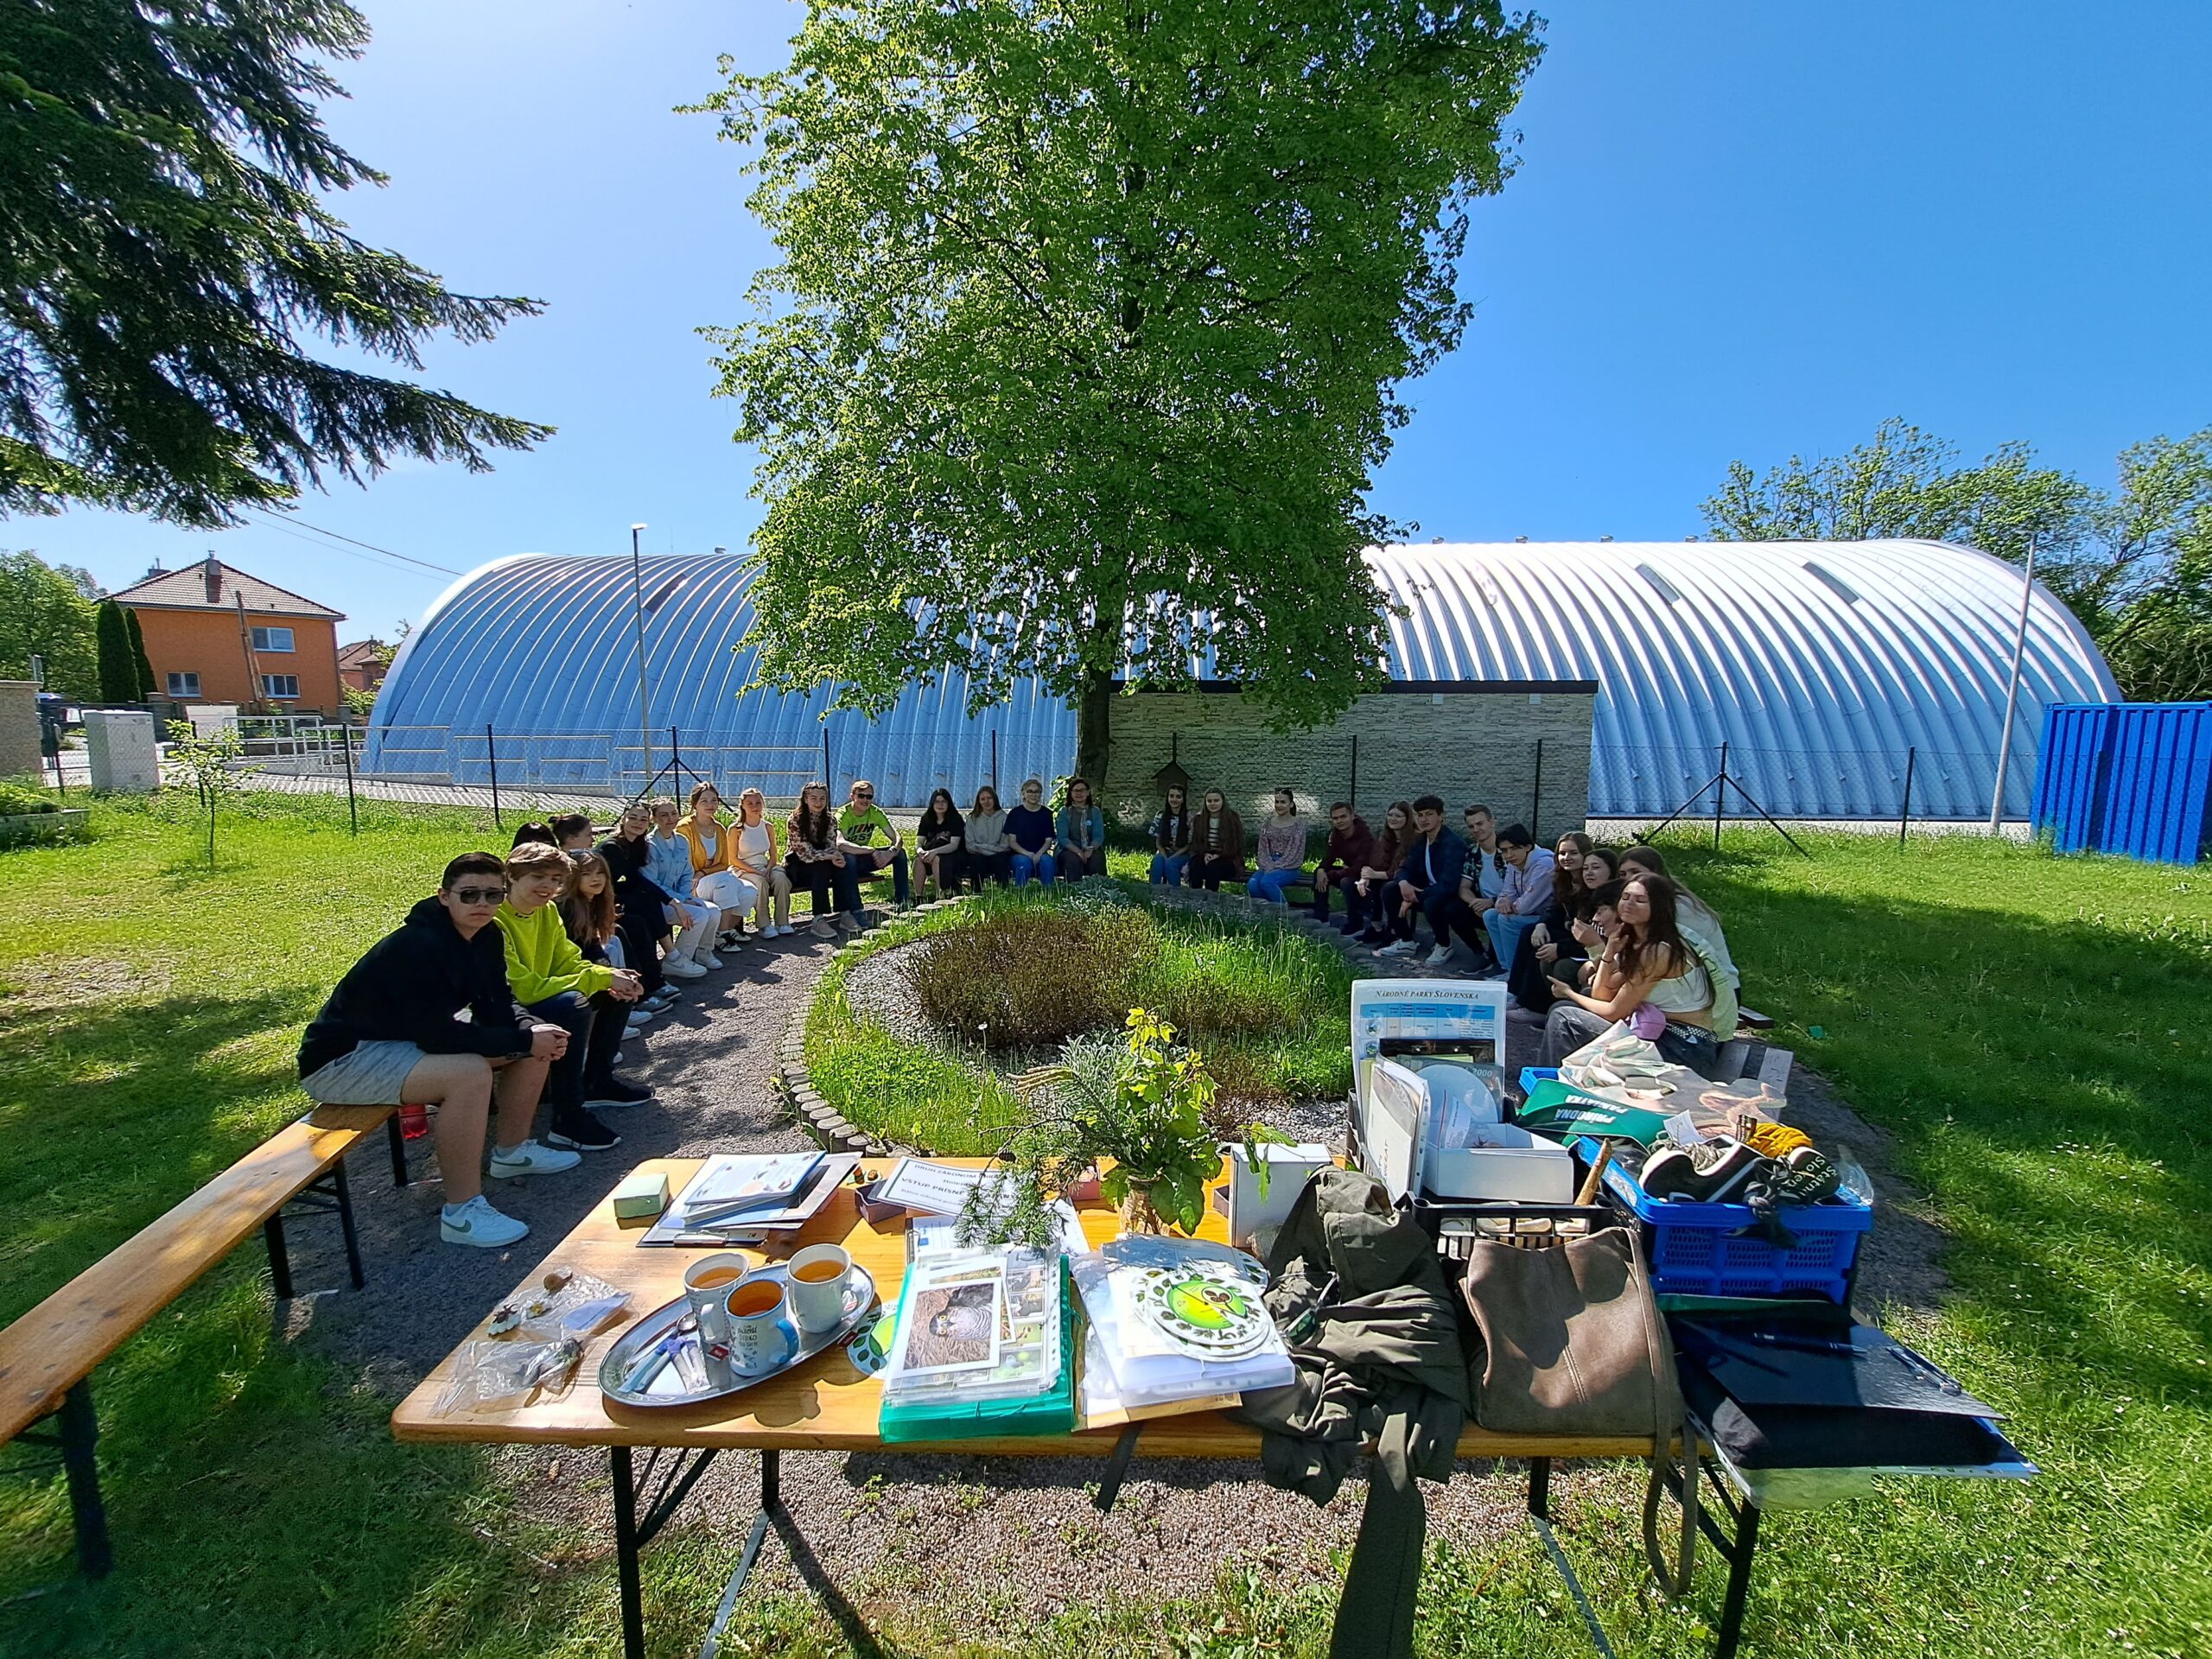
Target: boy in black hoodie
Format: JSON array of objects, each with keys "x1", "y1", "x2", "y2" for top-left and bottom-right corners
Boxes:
[{"x1": 298, "y1": 852, "x2": 575, "y2": 1249}]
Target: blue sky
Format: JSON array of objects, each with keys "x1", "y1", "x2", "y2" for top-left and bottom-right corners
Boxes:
[{"x1": 20, "y1": 1, "x2": 2212, "y2": 642}]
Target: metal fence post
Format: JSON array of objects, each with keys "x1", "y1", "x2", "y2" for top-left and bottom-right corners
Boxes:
[
  {"x1": 340, "y1": 719, "x2": 359, "y2": 835},
  {"x1": 1348, "y1": 734, "x2": 1358, "y2": 807},
  {"x1": 1898, "y1": 746, "x2": 1916, "y2": 847},
  {"x1": 486, "y1": 721, "x2": 502, "y2": 830},
  {"x1": 1713, "y1": 741, "x2": 1728, "y2": 849},
  {"x1": 1530, "y1": 737, "x2": 1544, "y2": 836},
  {"x1": 822, "y1": 729, "x2": 832, "y2": 791},
  {"x1": 991, "y1": 728, "x2": 1000, "y2": 795}
]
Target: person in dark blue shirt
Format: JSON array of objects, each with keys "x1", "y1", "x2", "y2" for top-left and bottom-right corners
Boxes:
[
  {"x1": 1377, "y1": 794, "x2": 1477, "y2": 967},
  {"x1": 1006, "y1": 777, "x2": 1058, "y2": 887}
]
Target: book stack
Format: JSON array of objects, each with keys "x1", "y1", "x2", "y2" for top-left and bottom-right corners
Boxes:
[{"x1": 639, "y1": 1152, "x2": 862, "y2": 1246}]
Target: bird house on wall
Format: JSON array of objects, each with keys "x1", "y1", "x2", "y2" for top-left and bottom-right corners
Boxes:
[{"x1": 1153, "y1": 732, "x2": 1190, "y2": 798}]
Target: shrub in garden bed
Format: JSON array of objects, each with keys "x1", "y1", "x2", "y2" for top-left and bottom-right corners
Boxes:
[
  {"x1": 807, "y1": 885, "x2": 1357, "y2": 1150},
  {"x1": 0, "y1": 778, "x2": 60, "y2": 816}
]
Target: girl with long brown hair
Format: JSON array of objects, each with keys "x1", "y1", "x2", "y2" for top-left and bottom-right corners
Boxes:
[
  {"x1": 785, "y1": 780, "x2": 862, "y2": 938},
  {"x1": 1538, "y1": 872, "x2": 1723, "y2": 1075}
]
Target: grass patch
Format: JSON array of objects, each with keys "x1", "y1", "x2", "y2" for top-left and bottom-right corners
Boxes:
[
  {"x1": 805, "y1": 884, "x2": 1358, "y2": 1148},
  {"x1": 3, "y1": 797, "x2": 2207, "y2": 1657}
]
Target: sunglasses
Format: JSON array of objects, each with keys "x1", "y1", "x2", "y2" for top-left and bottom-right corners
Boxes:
[
  {"x1": 450, "y1": 886, "x2": 508, "y2": 905},
  {"x1": 854, "y1": 789, "x2": 874, "y2": 798}
]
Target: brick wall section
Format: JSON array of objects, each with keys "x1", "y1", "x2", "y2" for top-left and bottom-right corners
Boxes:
[{"x1": 1099, "y1": 687, "x2": 1595, "y2": 840}]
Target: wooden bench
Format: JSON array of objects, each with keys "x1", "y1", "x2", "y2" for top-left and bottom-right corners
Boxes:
[{"x1": 0, "y1": 1103, "x2": 407, "y2": 1577}]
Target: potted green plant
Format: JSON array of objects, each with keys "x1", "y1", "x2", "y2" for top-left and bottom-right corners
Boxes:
[{"x1": 960, "y1": 1008, "x2": 1283, "y2": 1249}]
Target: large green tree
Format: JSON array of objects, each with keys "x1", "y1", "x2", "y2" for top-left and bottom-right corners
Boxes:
[
  {"x1": 698, "y1": 1, "x2": 1544, "y2": 784},
  {"x1": 1702, "y1": 418, "x2": 2212, "y2": 702},
  {"x1": 0, "y1": 0, "x2": 552, "y2": 526},
  {"x1": 0, "y1": 549, "x2": 98, "y2": 697}
]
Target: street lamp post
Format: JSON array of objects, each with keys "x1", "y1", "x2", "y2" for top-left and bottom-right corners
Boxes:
[
  {"x1": 630, "y1": 523, "x2": 652, "y2": 791},
  {"x1": 1987, "y1": 534, "x2": 2037, "y2": 836}
]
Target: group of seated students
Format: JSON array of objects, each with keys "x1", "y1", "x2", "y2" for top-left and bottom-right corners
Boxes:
[
  {"x1": 899, "y1": 775, "x2": 1111, "y2": 893},
  {"x1": 1141, "y1": 784, "x2": 1742, "y2": 1080},
  {"x1": 292, "y1": 775, "x2": 938, "y2": 1250}
]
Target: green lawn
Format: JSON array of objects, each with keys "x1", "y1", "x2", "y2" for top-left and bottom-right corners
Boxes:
[{"x1": 3, "y1": 793, "x2": 2208, "y2": 1657}]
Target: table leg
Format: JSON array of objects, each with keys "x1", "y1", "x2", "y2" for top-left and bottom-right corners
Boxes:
[
  {"x1": 699, "y1": 1450, "x2": 779, "y2": 1659},
  {"x1": 611, "y1": 1445, "x2": 647, "y2": 1659},
  {"x1": 1713, "y1": 1499, "x2": 1762, "y2": 1659}
]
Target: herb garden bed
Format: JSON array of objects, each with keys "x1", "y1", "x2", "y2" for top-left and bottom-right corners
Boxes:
[{"x1": 792, "y1": 884, "x2": 1362, "y2": 1156}]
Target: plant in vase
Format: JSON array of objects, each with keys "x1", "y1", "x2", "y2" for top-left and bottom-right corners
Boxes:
[{"x1": 958, "y1": 1008, "x2": 1284, "y2": 1250}]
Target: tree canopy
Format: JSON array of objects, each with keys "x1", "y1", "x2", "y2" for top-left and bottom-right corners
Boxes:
[
  {"x1": 0, "y1": 0, "x2": 551, "y2": 526},
  {"x1": 697, "y1": 0, "x2": 1544, "y2": 779},
  {"x1": 1703, "y1": 417, "x2": 2212, "y2": 702},
  {"x1": 0, "y1": 550, "x2": 99, "y2": 697}
]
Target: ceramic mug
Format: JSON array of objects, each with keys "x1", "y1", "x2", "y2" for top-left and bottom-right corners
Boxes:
[
  {"x1": 683, "y1": 1252, "x2": 751, "y2": 1348},
  {"x1": 785, "y1": 1243, "x2": 854, "y2": 1336},
  {"x1": 723, "y1": 1278, "x2": 797, "y2": 1376}
]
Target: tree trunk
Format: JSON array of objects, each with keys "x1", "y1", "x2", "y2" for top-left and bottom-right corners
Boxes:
[{"x1": 1075, "y1": 669, "x2": 1113, "y2": 791}]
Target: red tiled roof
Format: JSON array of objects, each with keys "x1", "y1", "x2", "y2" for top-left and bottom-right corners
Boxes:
[{"x1": 111, "y1": 559, "x2": 343, "y2": 620}]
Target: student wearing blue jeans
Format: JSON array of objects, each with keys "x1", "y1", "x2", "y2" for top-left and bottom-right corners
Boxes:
[
  {"x1": 1479, "y1": 822, "x2": 1555, "y2": 978},
  {"x1": 1246, "y1": 789, "x2": 1309, "y2": 903},
  {"x1": 1007, "y1": 777, "x2": 1058, "y2": 887},
  {"x1": 1147, "y1": 785, "x2": 1192, "y2": 886},
  {"x1": 1378, "y1": 795, "x2": 1471, "y2": 960}
]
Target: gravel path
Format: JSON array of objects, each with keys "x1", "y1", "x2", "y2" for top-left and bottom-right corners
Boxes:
[{"x1": 273, "y1": 916, "x2": 1944, "y2": 1649}]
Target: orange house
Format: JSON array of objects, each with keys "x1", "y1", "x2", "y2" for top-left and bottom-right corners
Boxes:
[{"x1": 110, "y1": 556, "x2": 346, "y2": 716}]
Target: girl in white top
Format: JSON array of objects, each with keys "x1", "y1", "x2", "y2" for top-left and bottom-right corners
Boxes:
[{"x1": 732, "y1": 787, "x2": 794, "y2": 938}]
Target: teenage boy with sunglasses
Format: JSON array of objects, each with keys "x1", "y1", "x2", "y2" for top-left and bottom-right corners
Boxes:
[
  {"x1": 838, "y1": 779, "x2": 911, "y2": 907},
  {"x1": 297, "y1": 852, "x2": 577, "y2": 1249}
]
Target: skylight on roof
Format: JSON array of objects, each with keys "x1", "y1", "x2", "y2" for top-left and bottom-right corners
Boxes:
[
  {"x1": 1803, "y1": 562, "x2": 1862, "y2": 603},
  {"x1": 1635, "y1": 563, "x2": 1682, "y2": 604}
]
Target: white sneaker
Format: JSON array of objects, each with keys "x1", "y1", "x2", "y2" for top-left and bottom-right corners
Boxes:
[
  {"x1": 661, "y1": 957, "x2": 706, "y2": 981},
  {"x1": 440, "y1": 1193, "x2": 529, "y2": 1249},
  {"x1": 772, "y1": 924, "x2": 792, "y2": 938},
  {"x1": 487, "y1": 1139, "x2": 582, "y2": 1179},
  {"x1": 1425, "y1": 944, "x2": 1454, "y2": 966},
  {"x1": 698, "y1": 950, "x2": 724, "y2": 967},
  {"x1": 1374, "y1": 939, "x2": 1414, "y2": 957},
  {"x1": 810, "y1": 917, "x2": 835, "y2": 939},
  {"x1": 626, "y1": 1008, "x2": 656, "y2": 1032}
]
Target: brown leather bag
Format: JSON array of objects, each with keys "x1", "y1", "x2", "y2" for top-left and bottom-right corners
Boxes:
[{"x1": 1460, "y1": 1226, "x2": 1697, "y2": 1594}]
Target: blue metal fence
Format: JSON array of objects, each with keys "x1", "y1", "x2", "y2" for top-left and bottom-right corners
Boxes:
[{"x1": 2032, "y1": 702, "x2": 2212, "y2": 865}]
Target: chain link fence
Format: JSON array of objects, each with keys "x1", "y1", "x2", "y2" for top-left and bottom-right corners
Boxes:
[{"x1": 1591, "y1": 740, "x2": 2031, "y2": 829}]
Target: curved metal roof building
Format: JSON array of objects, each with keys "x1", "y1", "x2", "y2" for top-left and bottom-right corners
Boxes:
[{"x1": 367, "y1": 539, "x2": 2118, "y2": 817}]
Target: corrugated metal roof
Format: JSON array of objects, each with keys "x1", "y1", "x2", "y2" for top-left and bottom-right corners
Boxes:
[{"x1": 366, "y1": 540, "x2": 2118, "y2": 816}]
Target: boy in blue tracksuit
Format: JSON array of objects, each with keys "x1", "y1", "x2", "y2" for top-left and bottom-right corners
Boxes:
[{"x1": 1377, "y1": 794, "x2": 1473, "y2": 963}]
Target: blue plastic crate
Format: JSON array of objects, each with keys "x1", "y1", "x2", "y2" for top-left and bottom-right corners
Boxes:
[{"x1": 1567, "y1": 1135, "x2": 1872, "y2": 1303}]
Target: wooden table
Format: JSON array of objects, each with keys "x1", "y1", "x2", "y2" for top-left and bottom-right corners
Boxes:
[{"x1": 394, "y1": 1158, "x2": 1661, "y2": 1659}]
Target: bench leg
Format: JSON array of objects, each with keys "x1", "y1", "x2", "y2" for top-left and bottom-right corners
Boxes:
[
  {"x1": 263, "y1": 1211, "x2": 294, "y2": 1300},
  {"x1": 334, "y1": 1156, "x2": 365, "y2": 1291},
  {"x1": 1528, "y1": 1455, "x2": 1552, "y2": 1519},
  {"x1": 60, "y1": 1379, "x2": 111, "y2": 1578},
  {"x1": 386, "y1": 1112, "x2": 411, "y2": 1189}
]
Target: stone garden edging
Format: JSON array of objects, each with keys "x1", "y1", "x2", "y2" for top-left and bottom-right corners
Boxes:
[{"x1": 772, "y1": 880, "x2": 1468, "y2": 1155}]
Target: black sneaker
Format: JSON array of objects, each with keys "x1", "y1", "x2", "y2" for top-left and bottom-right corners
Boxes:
[
  {"x1": 544, "y1": 1112, "x2": 621, "y2": 1151},
  {"x1": 584, "y1": 1079, "x2": 655, "y2": 1110},
  {"x1": 1639, "y1": 1137, "x2": 1764, "y2": 1205}
]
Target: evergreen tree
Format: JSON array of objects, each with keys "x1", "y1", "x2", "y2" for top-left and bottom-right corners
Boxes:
[
  {"x1": 94, "y1": 599, "x2": 137, "y2": 702},
  {"x1": 124, "y1": 607, "x2": 156, "y2": 698},
  {"x1": 0, "y1": 0, "x2": 553, "y2": 526}
]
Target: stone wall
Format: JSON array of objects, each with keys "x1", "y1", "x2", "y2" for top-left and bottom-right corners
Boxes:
[{"x1": 1096, "y1": 683, "x2": 1595, "y2": 839}]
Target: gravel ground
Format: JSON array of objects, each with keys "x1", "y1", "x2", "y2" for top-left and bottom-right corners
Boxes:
[{"x1": 272, "y1": 921, "x2": 1944, "y2": 1648}]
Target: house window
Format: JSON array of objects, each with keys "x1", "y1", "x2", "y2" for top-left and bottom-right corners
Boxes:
[
  {"x1": 251, "y1": 626, "x2": 296, "y2": 652},
  {"x1": 261, "y1": 674, "x2": 301, "y2": 699},
  {"x1": 167, "y1": 671, "x2": 202, "y2": 698}
]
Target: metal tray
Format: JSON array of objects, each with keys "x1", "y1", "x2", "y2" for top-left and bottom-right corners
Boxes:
[{"x1": 597, "y1": 1262, "x2": 878, "y2": 1409}]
